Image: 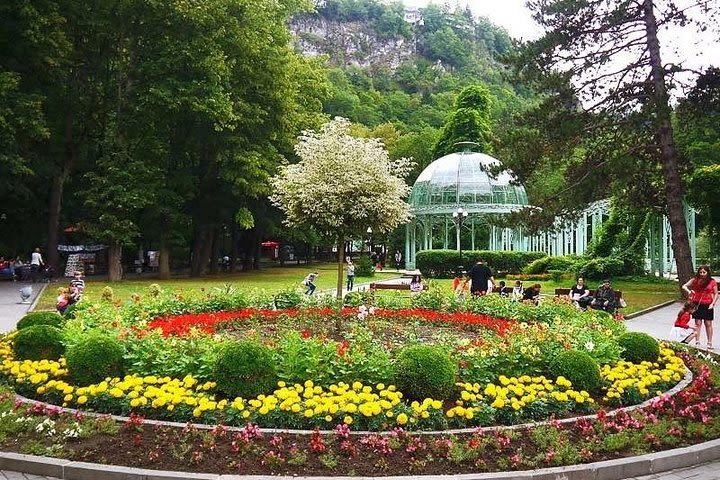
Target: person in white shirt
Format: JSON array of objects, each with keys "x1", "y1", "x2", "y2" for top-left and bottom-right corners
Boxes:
[{"x1": 30, "y1": 248, "x2": 43, "y2": 283}]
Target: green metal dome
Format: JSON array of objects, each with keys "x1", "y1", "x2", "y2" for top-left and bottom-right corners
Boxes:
[{"x1": 409, "y1": 151, "x2": 528, "y2": 215}]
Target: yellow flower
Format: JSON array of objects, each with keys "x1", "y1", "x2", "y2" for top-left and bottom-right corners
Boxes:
[{"x1": 396, "y1": 413, "x2": 408, "y2": 425}]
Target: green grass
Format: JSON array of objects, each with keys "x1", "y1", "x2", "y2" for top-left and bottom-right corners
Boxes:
[
  {"x1": 36, "y1": 263, "x2": 401, "y2": 310},
  {"x1": 37, "y1": 266, "x2": 680, "y2": 315}
]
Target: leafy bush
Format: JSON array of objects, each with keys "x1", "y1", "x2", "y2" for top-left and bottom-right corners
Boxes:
[
  {"x1": 343, "y1": 290, "x2": 373, "y2": 307},
  {"x1": 66, "y1": 335, "x2": 125, "y2": 386},
  {"x1": 416, "y1": 250, "x2": 546, "y2": 278},
  {"x1": 16, "y1": 311, "x2": 64, "y2": 330},
  {"x1": 354, "y1": 255, "x2": 375, "y2": 277},
  {"x1": 100, "y1": 286, "x2": 114, "y2": 302},
  {"x1": 548, "y1": 350, "x2": 602, "y2": 393},
  {"x1": 523, "y1": 255, "x2": 580, "y2": 275},
  {"x1": 274, "y1": 288, "x2": 303, "y2": 309},
  {"x1": 214, "y1": 341, "x2": 278, "y2": 399},
  {"x1": 393, "y1": 345, "x2": 457, "y2": 400},
  {"x1": 62, "y1": 303, "x2": 80, "y2": 319},
  {"x1": 12, "y1": 325, "x2": 65, "y2": 361},
  {"x1": 577, "y1": 257, "x2": 625, "y2": 280},
  {"x1": 618, "y1": 332, "x2": 660, "y2": 364}
]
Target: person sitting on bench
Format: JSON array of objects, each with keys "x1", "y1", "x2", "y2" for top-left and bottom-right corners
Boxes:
[
  {"x1": 569, "y1": 277, "x2": 591, "y2": 309},
  {"x1": 410, "y1": 275, "x2": 424, "y2": 295},
  {"x1": 590, "y1": 279, "x2": 616, "y2": 313}
]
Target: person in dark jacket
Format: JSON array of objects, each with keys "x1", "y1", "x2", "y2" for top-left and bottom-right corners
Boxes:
[{"x1": 590, "y1": 279, "x2": 616, "y2": 313}]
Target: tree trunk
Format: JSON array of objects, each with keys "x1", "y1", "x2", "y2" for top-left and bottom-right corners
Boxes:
[
  {"x1": 158, "y1": 224, "x2": 170, "y2": 280},
  {"x1": 190, "y1": 227, "x2": 213, "y2": 277},
  {"x1": 209, "y1": 227, "x2": 220, "y2": 274},
  {"x1": 336, "y1": 235, "x2": 345, "y2": 300},
  {"x1": 107, "y1": 239, "x2": 123, "y2": 282},
  {"x1": 47, "y1": 107, "x2": 75, "y2": 272},
  {"x1": 643, "y1": 0, "x2": 694, "y2": 285},
  {"x1": 230, "y1": 224, "x2": 239, "y2": 272}
]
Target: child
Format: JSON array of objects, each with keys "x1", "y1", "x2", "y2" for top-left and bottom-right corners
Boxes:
[
  {"x1": 453, "y1": 273, "x2": 469, "y2": 300},
  {"x1": 56, "y1": 288, "x2": 71, "y2": 314},
  {"x1": 511, "y1": 280, "x2": 524, "y2": 301},
  {"x1": 497, "y1": 280, "x2": 510, "y2": 297},
  {"x1": 669, "y1": 301, "x2": 697, "y2": 344},
  {"x1": 304, "y1": 271, "x2": 318, "y2": 296},
  {"x1": 410, "y1": 275, "x2": 423, "y2": 295}
]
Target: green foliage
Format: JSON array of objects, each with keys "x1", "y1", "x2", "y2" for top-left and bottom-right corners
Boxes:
[
  {"x1": 416, "y1": 249, "x2": 546, "y2": 278},
  {"x1": 354, "y1": 255, "x2": 375, "y2": 277},
  {"x1": 433, "y1": 85, "x2": 494, "y2": 158},
  {"x1": 66, "y1": 335, "x2": 125, "y2": 386},
  {"x1": 577, "y1": 257, "x2": 625, "y2": 280},
  {"x1": 523, "y1": 255, "x2": 580, "y2": 274},
  {"x1": 12, "y1": 325, "x2": 65, "y2": 361},
  {"x1": 618, "y1": 332, "x2": 660, "y2": 364},
  {"x1": 16, "y1": 312, "x2": 64, "y2": 331},
  {"x1": 214, "y1": 341, "x2": 278, "y2": 399},
  {"x1": 274, "y1": 288, "x2": 303, "y2": 309},
  {"x1": 123, "y1": 332, "x2": 219, "y2": 381},
  {"x1": 548, "y1": 350, "x2": 602, "y2": 393},
  {"x1": 100, "y1": 287, "x2": 114, "y2": 303},
  {"x1": 343, "y1": 290, "x2": 373, "y2": 306},
  {"x1": 393, "y1": 345, "x2": 458, "y2": 401}
]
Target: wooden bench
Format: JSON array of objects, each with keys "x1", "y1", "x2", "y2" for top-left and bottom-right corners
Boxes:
[
  {"x1": 369, "y1": 283, "x2": 429, "y2": 291},
  {"x1": 555, "y1": 288, "x2": 624, "y2": 307}
]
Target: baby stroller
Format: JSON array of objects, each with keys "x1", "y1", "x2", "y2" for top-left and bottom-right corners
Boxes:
[{"x1": 42, "y1": 266, "x2": 55, "y2": 282}]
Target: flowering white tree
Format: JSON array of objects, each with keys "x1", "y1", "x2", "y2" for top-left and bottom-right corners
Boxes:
[{"x1": 271, "y1": 117, "x2": 414, "y2": 299}]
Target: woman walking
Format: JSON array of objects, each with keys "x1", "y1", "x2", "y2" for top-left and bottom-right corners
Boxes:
[{"x1": 683, "y1": 265, "x2": 718, "y2": 349}]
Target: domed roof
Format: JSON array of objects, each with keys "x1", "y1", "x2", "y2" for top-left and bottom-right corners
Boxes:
[{"x1": 409, "y1": 151, "x2": 528, "y2": 215}]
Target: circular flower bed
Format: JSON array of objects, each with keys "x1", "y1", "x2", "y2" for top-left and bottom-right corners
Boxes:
[{"x1": 0, "y1": 286, "x2": 687, "y2": 432}]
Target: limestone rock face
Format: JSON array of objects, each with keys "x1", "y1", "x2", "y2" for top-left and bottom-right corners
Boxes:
[{"x1": 289, "y1": 16, "x2": 417, "y2": 69}]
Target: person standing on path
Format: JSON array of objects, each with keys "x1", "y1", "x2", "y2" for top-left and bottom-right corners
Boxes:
[
  {"x1": 30, "y1": 248, "x2": 43, "y2": 283},
  {"x1": 394, "y1": 250, "x2": 402, "y2": 270},
  {"x1": 683, "y1": 265, "x2": 718, "y2": 349},
  {"x1": 346, "y1": 260, "x2": 355, "y2": 292},
  {"x1": 469, "y1": 257, "x2": 494, "y2": 296}
]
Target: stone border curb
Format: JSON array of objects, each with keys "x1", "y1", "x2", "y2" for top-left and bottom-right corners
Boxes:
[
  {"x1": 27, "y1": 282, "x2": 47, "y2": 314},
  {"x1": 625, "y1": 299, "x2": 679, "y2": 319},
  {"x1": 2, "y1": 438, "x2": 720, "y2": 480}
]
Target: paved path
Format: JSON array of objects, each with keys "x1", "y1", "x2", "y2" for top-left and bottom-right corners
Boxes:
[
  {"x1": 0, "y1": 285, "x2": 718, "y2": 479},
  {"x1": 0, "y1": 281, "x2": 44, "y2": 333}
]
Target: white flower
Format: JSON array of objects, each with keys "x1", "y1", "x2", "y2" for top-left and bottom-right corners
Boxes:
[
  {"x1": 584, "y1": 341, "x2": 595, "y2": 351},
  {"x1": 368, "y1": 306, "x2": 376, "y2": 315}
]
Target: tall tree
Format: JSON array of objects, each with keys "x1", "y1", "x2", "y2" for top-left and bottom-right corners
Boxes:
[
  {"x1": 433, "y1": 84, "x2": 494, "y2": 158},
  {"x1": 514, "y1": 0, "x2": 717, "y2": 284},
  {"x1": 271, "y1": 117, "x2": 413, "y2": 302}
]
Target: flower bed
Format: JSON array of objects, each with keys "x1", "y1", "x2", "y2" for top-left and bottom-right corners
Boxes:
[
  {"x1": 0, "y1": 284, "x2": 688, "y2": 432},
  {"x1": 0, "y1": 349, "x2": 716, "y2": 476}
]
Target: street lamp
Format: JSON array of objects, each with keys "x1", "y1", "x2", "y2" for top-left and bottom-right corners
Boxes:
[
  {"x1": 366, "y1": 227, "x2": 373, "y2": 253},
  {"x1": 452, "y1": 207, "x2": 468, "y2": 272}
]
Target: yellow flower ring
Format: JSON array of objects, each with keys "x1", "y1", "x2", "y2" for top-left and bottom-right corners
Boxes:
[{"x1": 0, "y1": 335, "x2": 692, "y2": 435}]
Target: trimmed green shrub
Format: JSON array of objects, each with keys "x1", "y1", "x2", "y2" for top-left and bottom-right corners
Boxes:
[
  {"x1": 523, "y1": 255, "x2": 581, "y2": 275},
  {"x1": 618, "y1": 332, "x2": 660, "y2": 364},
  {"x1": 394, "y1": 345, "x2": 457, "y2": 400},
  {"x1": 66, "y1": 335, "x2": 125, "y2": 386},
  {"x1": 343, "y1": 290, "x2": 373, "y2": 307},
  {"x1": 62, "y1": 303, "x2": 80, "y2": 319},
  {"x1": 214, "y1": 341, "x2": 278, "y2": 399},
  {"x1": 416, "y1": 250, "x2": 546, "y2": 278},
  {"x1": 273, "y1": 288, "x2": 303, "y2": 309},
  {"x1": 354, "y1": 255, "x2": 375, "y2": 277},
  {"x1": 16, "y1": 311, "x2": 64, "y2": 330},
  {"x1": 548, "y1": 350, "x2": 602, "y2": 393},
  {"x1": 12, "y1": 325, "x2": 65, "y2": 361}
]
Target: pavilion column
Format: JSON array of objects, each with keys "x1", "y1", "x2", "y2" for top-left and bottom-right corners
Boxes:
[
  {"x1": 428, "y1": 221, "x2": 433, "y2": 250},
  {"x1": 686, "y1": 205, "x2": 696, "y2": 269},
  {"x1": 405, "y1": 223, "x2": 411, "y2": 270},
  {"x1": 471, "y1": 218, "x2": 475, "y2": 252},
  {"x1": 444, "y1": 217, "x2": 448, "y2": 250}
]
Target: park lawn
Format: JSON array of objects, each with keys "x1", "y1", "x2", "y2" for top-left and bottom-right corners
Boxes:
[
  {"x1": 35, "y1": 263, "x2": 402, "y2": 311},
  {"x1": 425, "y1": 277, "x2": 680, "y2": 315}
]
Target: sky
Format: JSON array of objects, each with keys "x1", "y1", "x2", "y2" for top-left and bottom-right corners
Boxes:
[{"x1": 399, "y1": 0, "x2": 719, "y2": 76}]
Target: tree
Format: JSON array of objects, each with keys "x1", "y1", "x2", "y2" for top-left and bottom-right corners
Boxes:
[
  {"x1": 514, "y1": 0, "x2": 718, "y2": 284},
  {"x1": 432, "y1": 84, "x2": 494, "y2": 158},
  {"x1": 271, "y1": 117, "x2": 413, "y2": 304}
]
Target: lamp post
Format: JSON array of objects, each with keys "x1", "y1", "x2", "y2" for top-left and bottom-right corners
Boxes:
[
  {"x1": 366, "y1": 227, "x2": 373, "y2": 253},
  {"x1": 452, "y1": 207, "x2": 468, "y2": 272}
]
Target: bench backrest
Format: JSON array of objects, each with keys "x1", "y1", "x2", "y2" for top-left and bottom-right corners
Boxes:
[
  {"x1": 369, "y1": 283, "x2": 429, "y2": 291},
  {"x1": 555, "y1": 287, "x2": 623, "y2": 301}
]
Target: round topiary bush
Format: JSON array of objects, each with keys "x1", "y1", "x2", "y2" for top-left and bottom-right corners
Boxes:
[
  {"x1": 549, "y1": 350, "x2": 602, "y2": 393},
  {"x1": 65, "y1": 334, "x2": 125, "y2": 386},
  {"x1": 12, "y1": 325, "x2": 65, "y2": 361},
  {"x1": 618, "y1": 332, "x2": 660, "y2": 364},
  {"x1": 273, "y1": 288, "x2": 303, "y2": 309},
  {"x1": 393, "y1": 345, "x2": 458, "y2": 401},
  {"x1": 16, "y1": 311, "x2": 64, "y2": 330},
  {"x1": 213, "y1": 341, "x2": 278, "y2": 399}
]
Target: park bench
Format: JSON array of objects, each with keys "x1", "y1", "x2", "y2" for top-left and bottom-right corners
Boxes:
[
  {"x1": 368, "y1": 282, "x2": 429, "y2": 291},
  {"x1": 554, "y1": 287, "x2": 624, "y2": 309}
]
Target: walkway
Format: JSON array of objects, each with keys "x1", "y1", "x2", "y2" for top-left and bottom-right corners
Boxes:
[{"x1": 0, "y1": 286, "x2": 718, "y2": 479}]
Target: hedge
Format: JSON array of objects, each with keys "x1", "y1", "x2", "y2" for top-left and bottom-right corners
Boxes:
[{"x1": 415, "y1": 250, "x2": 547, "y2": 278}]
